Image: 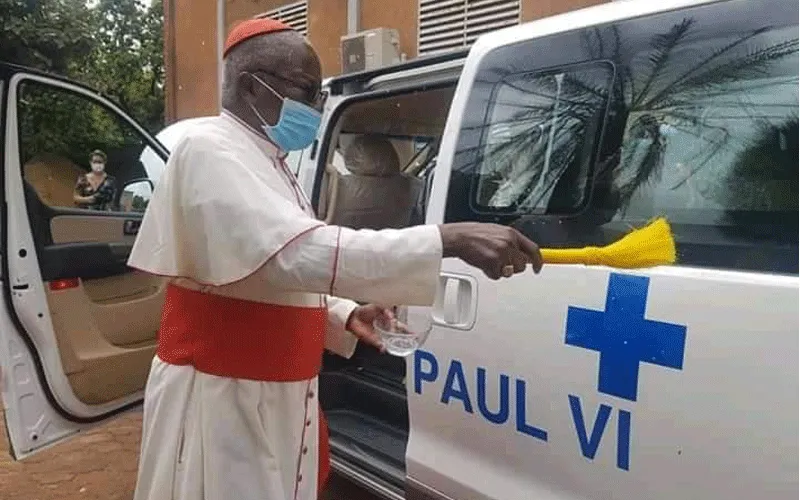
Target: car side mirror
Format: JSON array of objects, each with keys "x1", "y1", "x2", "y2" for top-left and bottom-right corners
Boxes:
[{"x1": 120, "y1": 179, "x2": 154, "y2": 213}]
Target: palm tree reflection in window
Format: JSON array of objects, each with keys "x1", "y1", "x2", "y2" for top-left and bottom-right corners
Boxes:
[
  {"x1": 476, "y1": 18, "x2": 798, "y2": 234},
  {"x1": 476, "y1": 64, "x2": 612, "y2": 215}
]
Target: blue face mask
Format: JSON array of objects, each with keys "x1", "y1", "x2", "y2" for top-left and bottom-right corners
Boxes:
[{"x1": 247, "y1": 73, "x2": 321, "y2": 151}]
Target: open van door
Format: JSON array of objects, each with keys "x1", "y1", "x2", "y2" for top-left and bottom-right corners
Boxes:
[{"x1": 0, "y1": 63, "x2": 169, "y2": 459}]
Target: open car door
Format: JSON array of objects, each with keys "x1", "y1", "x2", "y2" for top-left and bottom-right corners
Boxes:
[{"x1": 0, "y1": 64, "x2": 169, "y2": 459}]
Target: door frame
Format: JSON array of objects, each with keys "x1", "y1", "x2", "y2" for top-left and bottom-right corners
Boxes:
[{"x1": 0, "y1": 68, "x2": 169, "y2": 458}]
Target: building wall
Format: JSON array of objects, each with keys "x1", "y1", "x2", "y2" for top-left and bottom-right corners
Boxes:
[
  {"x1": 307, "y1": 0, "x2": 348, "y2": 78},
  {"x1": 521, "y1": 0, "x2": 607, "y2": 20},
  {"x1": 360, "y1": 0, "x2": 418, "y2": 60},
  {"x1": 226, "y1": 0, "x2": 289, "y2": 32},
  {"x1": 164, "y1": 0, "x2": 606, "y2": 122},
  {"x1": 163, "y1": 0, "x2": 219, "y2": 123}
]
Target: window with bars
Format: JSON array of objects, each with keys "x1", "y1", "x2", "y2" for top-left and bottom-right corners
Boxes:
[
  {"x1": 256, "y1": 1, "x2": 308, "y2": 37},
  {"x1": 418, "y1": 0, "x2": 521, "y2": 56}
]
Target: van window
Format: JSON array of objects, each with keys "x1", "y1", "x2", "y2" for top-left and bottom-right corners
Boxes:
[
  {"x1": 314, "y1": 85, "x2": 456, "y2": 229},
  {"x1": 445, "y1": 0, "x2": 798, "y2": 274},
  {"x1": 16, "y1": 79, "x2": 163, "y2": 213},
  {"x1": 472, "y1": 62, "x2": 612, "y2": 215}
]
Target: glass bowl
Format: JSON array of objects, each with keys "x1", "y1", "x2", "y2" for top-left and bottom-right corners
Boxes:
[{"x1": 373, "y1": 315, "x2": 431, "y2": 357}]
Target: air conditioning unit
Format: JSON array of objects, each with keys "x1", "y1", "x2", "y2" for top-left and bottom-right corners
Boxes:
[{"x1": 341, "y1": 27, "x2": 401, "y2": 74}]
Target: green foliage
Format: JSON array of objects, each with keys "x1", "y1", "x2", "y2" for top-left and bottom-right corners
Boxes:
[
  {"x1": 0, "y1": 0, "x2": 96, "y2": 74},
  {"x1": 0, "y1": 0, "x2": 164, "y2": 135},
  {"x1": 17, "y1": 80, "x2": 135, "y2": 170},
  {"x1": 76, "y1": 0, "x2": 165, "y2": 133},
  {"x1": 2, "y1": 0, "x2": 164, "y2": 186},
  {"x1": 132, "y1": 194, "x2": 149, "y2": 211},
  {"x1": 720, "y1": 117, "x2": 798, "y2": 212}
]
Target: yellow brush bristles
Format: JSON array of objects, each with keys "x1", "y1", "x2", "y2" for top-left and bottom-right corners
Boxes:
[{"x1": 540, "y1": 217, "x2": 677, "y2": 269}]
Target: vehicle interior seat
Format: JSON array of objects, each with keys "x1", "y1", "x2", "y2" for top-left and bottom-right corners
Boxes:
[
  {"x1": 23, "y1": 178, "x2": 56, "y2": 254},
  {"x1": 23, "y1": 155, "x2": 84, "y2": 208},
  {"x1": 325, "y1": 135, "x2": 423, "y2": 230}
]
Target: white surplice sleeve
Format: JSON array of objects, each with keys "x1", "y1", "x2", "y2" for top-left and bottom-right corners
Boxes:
[
  {"x1": 253, "y1": 224, "x2": 443, "y2": 307},
  {"x1": 324, "y1": 296, "x2": 359, "y2": 358},
  {"x1": 127, "y1": 122, "x2": 324, "y2": 286}
]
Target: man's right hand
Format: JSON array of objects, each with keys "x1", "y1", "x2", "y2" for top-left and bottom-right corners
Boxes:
[{"x1": 439, "y1": 223, "x2": 543, "y2": 280}]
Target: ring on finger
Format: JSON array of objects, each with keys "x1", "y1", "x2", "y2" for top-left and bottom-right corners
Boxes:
[{"x1": 501, "y1": 264, "x2": 514, "y2": 278}]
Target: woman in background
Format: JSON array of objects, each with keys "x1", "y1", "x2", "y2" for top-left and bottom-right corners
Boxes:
[{"x1": 73, "y1": 149, "x2": 116, "y2": 210}]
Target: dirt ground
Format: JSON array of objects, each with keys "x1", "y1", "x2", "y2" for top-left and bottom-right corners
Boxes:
[{"x1": 0, "y1": 405, "x2": 377, "y2": 500}]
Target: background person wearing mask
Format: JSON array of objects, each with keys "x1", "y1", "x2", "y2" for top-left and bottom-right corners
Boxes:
[{"x1": 73, "y1": 149, "x2": 116, "y2": 210}]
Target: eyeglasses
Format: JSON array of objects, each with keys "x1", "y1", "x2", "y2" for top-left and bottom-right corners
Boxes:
[{"x1": 255, "y1": 71, "x2": 327, "y2": 108}]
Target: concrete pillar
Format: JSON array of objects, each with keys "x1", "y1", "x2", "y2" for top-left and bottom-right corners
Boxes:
[{"x1": 347, "y1": 0, "x2": 360, "y2": 34}]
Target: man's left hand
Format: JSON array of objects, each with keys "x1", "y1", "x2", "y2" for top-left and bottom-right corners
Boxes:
[{"x1": 346, "y1": 304, "x2": 393, "y2": 353}]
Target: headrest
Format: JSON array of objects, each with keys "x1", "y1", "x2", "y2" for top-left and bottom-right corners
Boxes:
[
  {"x1": 224, "y1": 18, "x2": 293, "y2": 57},
  {"x1": 343, "y1": 135, "x2": 400, "y2": 177}
]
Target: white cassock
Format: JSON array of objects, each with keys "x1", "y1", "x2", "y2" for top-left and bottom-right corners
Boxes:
[{"x1": 127, "y1": 111, "x2": 443, "y2": 500}]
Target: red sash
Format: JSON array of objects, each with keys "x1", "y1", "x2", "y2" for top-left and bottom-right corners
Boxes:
[{"x1": 157, "y1": 284, "x2": 333, "y2": 494}]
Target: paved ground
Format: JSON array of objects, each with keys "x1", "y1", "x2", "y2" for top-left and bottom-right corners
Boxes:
[{"x1": 0, "y1": 406, "x2": 377, "y2": 500}]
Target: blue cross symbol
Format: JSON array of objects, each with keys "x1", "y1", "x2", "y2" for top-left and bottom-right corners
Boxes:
[{"x1": 565, "y1": 273, "x2": 687, "y2": 402}]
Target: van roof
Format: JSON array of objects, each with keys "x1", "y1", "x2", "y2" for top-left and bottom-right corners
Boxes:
[
  {"x1": 326, "y1": 49, "x2": 469, "y2": 94},
  {"x1": 468, "y1": 0, "x2": 721, "y2": 56}
]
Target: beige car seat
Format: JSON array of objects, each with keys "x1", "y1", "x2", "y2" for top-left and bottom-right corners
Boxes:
[
  {"x1": 325, "y1": 135, "x2": 422, "y2": 230},
  {"x1": 23, "y1": 154, "x2": 85, "y2": 207}
]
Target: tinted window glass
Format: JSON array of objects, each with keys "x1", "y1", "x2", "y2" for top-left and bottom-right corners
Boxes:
[
  {"x1": 17, "y1": 79, "x2": 162, "y2": 213},
  {"x1": 445, "y1": 0, "x2": 798, "y2": 274},
  {"x1": 612, "y1": 23, "x2": 796, "y2": 223},
  {"x1": 472, "y1": 63, "x2": 612, "y2": 216}
]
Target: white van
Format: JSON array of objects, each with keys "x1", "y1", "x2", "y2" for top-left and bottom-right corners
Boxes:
[{"x1": 0, "y1": 0, "x2": 797, "y2": 499}]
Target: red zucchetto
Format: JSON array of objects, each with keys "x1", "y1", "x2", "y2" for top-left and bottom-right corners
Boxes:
[{"x1": 223, "y1": 17, "x2": 293, "y2": 57}]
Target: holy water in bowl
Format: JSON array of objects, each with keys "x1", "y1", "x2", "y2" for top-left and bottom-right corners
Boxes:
[{"x1": 373, "y1": 316, "x2": 428, "y2": 357}]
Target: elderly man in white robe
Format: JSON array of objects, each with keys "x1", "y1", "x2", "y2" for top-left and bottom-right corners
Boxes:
[{"x1": 128, "y1": 17, "x2": 543, "y2": 500}]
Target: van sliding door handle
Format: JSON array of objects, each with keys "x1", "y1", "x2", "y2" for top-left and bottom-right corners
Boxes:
[{"x1": 431, "y1": 273, "x2": 477, "y2": 330}]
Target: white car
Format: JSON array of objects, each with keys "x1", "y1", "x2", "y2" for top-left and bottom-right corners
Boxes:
[{"x1": 0, "y1": 0, "x2": 797, "y2": 499}]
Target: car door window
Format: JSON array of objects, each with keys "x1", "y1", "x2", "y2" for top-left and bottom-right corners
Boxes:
[
  {"x1": 444, "y1": 0, "x2": 798, "y2": 274},
  {"x1": 17, "y1": 79, "x2": 162, "y2": 214},
  {"x1": 472, "y1": 63, "x2": 613, "y2": 216}
]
